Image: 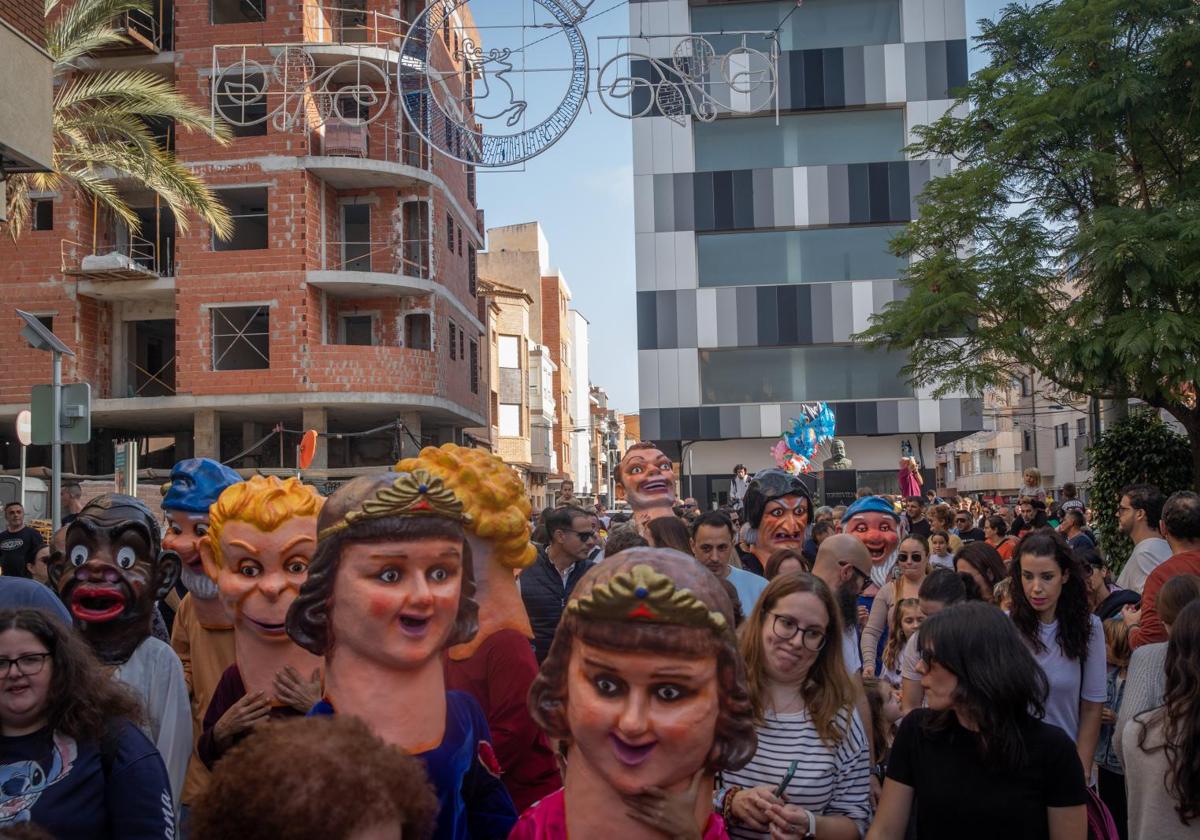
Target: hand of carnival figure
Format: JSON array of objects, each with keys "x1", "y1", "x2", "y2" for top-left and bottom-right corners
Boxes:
[
  {"x1": 731, "y1": 786, "x2": 782, "y2": 832},
  {"x1": 767, "y1": 803, "x2": 812, "y2": 838},
  {"x1": 274, "y1": 665, "x2": 322, "y2": 712},
  {"x1": 621, "y1": 769, "x2": 705, "y2": 840},
  {"x1": 1121, "y1": 605, "x2": 1142, "y2": 628},
  {"x1": 213, "y1": 691, "x2": 271, "y2": 748}
]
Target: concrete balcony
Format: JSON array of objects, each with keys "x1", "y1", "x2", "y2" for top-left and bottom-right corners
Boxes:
[{"x1": 63, "y1": 237, "x2": 176, "y2": 301}]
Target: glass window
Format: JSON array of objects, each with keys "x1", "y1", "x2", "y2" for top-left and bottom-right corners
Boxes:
[
  {"x1": 699, "y1": 345, "x2": 913, "y2": 404},
  {"x1": 212, "y1": 306, "x2": 269, "y2": 370},
  {"x1": 691, "y1": 0, "x2": 901, "y2": 52},
  {"x1": 698, "y1": 225, "x2": 906, "y2": 287},
  {"x1": 695, "y1": 109, "x2": 905, "y2": 172},
  {"x1": 499, "y1": 404, "x2": 521, "y2": 437},
  {"x1": 498, "y1": 335, "x2": 520, "y2": 368}
]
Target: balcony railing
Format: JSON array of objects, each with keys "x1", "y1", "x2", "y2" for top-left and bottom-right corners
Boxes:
[
  {"x1": 110, "y1": 8, "x2": 165, "y2": 53},
  {"x1": 321, "y1": 238, "x2": 432, "y2": 278},
  {"x1": 318, "y1": 117, "x2": 430, "y2": 170},
  {"x1": 62, "y1": 235, "x2": 170, "y2": 281},
  {"x1": 303, "y1": 3, "x2": 410, "y2": 45}
]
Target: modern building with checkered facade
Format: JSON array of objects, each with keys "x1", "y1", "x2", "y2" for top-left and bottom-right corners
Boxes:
[{"x1": 628, "y1": 0, "x2": 982, "y2": 504}]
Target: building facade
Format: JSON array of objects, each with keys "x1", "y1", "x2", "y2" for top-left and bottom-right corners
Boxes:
[
  {"x1": 0, "y1": 1, "x2": 486, "y2": 475},
  {"x1": 0, "y1": 0, "x2": 54, "y2": 213},
  {"x1": 569, "y1": 310, "x2": 592, "y2": 497},
  {"x1": 629, "y1": 0, "x2": 982, "y2": 506}
]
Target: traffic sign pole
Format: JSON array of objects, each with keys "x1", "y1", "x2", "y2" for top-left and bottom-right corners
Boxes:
[
  {"x1": 51, "y1": 350, "x2": 62, "y2": 532},
  {"x1": 15, "y1": 410, "x2": 31, "y2": 510}
]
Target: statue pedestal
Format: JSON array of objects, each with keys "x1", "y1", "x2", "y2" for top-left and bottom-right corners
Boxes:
[{"x1": 821, "y1": 470, "x2": 858, "y2": 507}]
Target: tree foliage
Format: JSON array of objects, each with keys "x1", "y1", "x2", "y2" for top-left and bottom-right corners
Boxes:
[
  {"x1": 857, "y1": 0, "x2": 1200, "y2": 484},
  {"x1": 4, "y1": 0, "x2": 232, "y2": 239},
  {"x1": 1088, "y1": 409, "x2": 1191, "y2": 571}
]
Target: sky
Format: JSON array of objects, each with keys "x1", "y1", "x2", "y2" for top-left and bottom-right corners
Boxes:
[{"x1": 476, "y1": 0, "x2": 1012, "y2": 414}]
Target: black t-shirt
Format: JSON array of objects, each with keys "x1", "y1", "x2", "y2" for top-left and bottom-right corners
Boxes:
[
  {"x1": 0, "y1": 527, "x2": 43, "y2": 578},
  {"x1": 956, "y1": 526, "x2": 986, "y2": 542},
  {"x1": 0, "y1": 721, "x2": 173, "y2": 838},
  {"x1": 887, "y1": 709, "x2": 1087, "y2": 840},
  {"x1": 907, "y1": 518, "x2": 931, "y2": 538}
]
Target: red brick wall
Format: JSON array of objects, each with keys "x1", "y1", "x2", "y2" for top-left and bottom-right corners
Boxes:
[{"x1": 2, "y1": 0, "x2": 45, "y2": 49}]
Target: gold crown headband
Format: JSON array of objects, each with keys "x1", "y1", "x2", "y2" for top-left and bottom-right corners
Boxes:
[
  {"x1": 317, "y1": 469, "x2": 470, "y2": 541},
  {"x1": 568, "y1": 564, "x2": 727, "y2": 634}
]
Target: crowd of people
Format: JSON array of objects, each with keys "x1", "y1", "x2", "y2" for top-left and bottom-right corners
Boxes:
[{"x1": 0, "y1": 447, "x2": 1197, "y2": 840}]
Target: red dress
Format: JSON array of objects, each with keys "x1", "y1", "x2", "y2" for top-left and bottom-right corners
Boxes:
[{"x1": 508, "y1": 789, "x2": 731, "y2": 840}]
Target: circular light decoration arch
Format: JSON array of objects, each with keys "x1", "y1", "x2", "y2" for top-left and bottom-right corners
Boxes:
[{"x1": 399, "y1": 0, "x2": 591, "y2": 167}]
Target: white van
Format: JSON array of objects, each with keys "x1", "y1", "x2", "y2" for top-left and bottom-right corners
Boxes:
[{"x1": 0, "y1": 476, "x2": 49, "y2": 521}]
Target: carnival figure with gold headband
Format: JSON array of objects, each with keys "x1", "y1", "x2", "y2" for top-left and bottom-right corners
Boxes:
[
  {"x1": 287, "y1": 445, "x2": 518, "y2": 840},
  {"x1": 396, "y1": 445, "x2": 561, "y2": 813},
  {"x1": 514, "y1": 547, "x2": 757, "y2": 840}
]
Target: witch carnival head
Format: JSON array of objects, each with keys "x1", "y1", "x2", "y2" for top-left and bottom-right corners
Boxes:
[
  {"x1": 286, "y1": 469, "x2": 479, "y2": 662},
  {"x1": 743, "y1": 469, "x2": 812, "y2": 559},
  {"x1": 529, "y1": 548, "x2": 755, "y2": 793},
  {"x1": 50, "y1": 494, "x2": 180, "y2": 665}
]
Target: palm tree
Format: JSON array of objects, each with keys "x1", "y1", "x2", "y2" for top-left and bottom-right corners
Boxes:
[{"x1": 5, "y1": 0, "x2": 233, "y2": 240}]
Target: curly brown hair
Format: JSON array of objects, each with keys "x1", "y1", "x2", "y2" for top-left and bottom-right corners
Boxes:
[
  {"x1": 190, "y1": 716, "x2": 438, "y2": 840},
  {"x1": 0, "y1": 609, "x2": 141, "y2": 741},
  {"x1": 528, "y1": 548, "x2": 756, "y2": 774}
]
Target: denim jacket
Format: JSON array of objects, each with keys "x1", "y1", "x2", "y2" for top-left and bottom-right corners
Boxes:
[{"x1": 1095, "y1": 664, "x2": 1126, "y2": 773}]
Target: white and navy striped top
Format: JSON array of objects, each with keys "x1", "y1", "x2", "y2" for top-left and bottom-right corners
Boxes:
[{"x1": 720, "y1": 705, "x2": 873, "y2": 839}]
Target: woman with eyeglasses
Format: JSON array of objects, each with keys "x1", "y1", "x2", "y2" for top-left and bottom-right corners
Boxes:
[
  {"x1": 1010, "y1": 530, "x2": 1106, "y2": 782},
  {"x1": 861, "y1": 536, "x2": 929, "y2": 679},
  {"x1": 718, "y1": 573, "x2": 871, "y2": 839},
  {"x1": 0, "y1": 608, "x2": 173, "y2": 837},
  {"x1": 867, "y1": 602, "x2": 1088, "y2": 840}
]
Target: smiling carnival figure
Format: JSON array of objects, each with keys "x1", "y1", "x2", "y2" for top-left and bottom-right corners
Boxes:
[
  {"x1": 286, "y1": 455, "x2": 517, "y2": 840},
  {"x1": 615, "y1": 443, "x2": 678, "y2": 526},
  {"x1": 514, "y1": 547, "x2": 756, "y2": 839},
  {"x1": 840, "y1": 496, "x2": 901, "y2": 591}
]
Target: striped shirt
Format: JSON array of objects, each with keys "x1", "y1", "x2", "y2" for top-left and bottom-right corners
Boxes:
[{"x1": 720, "y1": 705, "x2": 872, "y2": 838}]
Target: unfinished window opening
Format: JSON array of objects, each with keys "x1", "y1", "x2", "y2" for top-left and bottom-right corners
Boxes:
[
  {"x1": 212, "y1": 0, "x2": 265, "y2": 24},
  {"x1": 35, "y1": 316, "x2": 54, "y2": 333},
  {"x1": 405, "y1": 313, "x2": 431, "y2": 351},
  {"x1": 469, "y1": 338, "x2": 479, "y2": 394},
  {"x1": 446, "y1": 212, "x2": 454, "y2": 250},
  {"x1": 467, "y1": 243, "x2": 477, "y2": 297},
  {"x1": 126, "y1": 319, "x2": 176, "y2": 397},
  {"x1": 341, "y1": 204, "x2": 371, "y2": 271},
  {"x1": 457, "y1": 226, "x2": 463, "y2": 257},
  {"x1": 339, "y1": 314, "x2": 375, "y2": 346},
  {"x1": 214, "y1": 188, "x2": 268, "y2": 251},
  {"x1": 32, "y1": 200, "x2": 53, "y2": 231},
  {"x1": 215, "y1": 71, "x2": 268, "y2": 137},
  {"x1": 401, "y1": 199, "x2": 430, "y2": 278},
  {"x1": 212, "y1": 305, "x2": 270, "y2": 370},
  {"x1": 449, "y1": 320, "x2": 458, "y2": 360}
]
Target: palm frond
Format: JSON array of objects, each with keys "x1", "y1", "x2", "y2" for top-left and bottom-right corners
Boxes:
[
  {"x1": 57, "y1": 165, "x2": 140, "y2": 230},
  {"x1": 47, "y1": 0, "x2": 150, "y2": 67}
]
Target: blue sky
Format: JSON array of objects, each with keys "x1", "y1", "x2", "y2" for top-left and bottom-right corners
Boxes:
[{"x1": 476, "y1": 0, "x2": 1012, "y2": 413}]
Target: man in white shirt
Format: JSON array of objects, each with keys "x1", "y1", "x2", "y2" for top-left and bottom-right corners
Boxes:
[{"x1": 1116, "y1": 483, "x2": 1173, "y2": 592}]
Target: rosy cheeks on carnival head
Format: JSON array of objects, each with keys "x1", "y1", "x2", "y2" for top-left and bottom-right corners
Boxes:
[
  {"x1": 213, "y1": 520, "x2": 316, "y2": 640},
  {"x1": 331, "y1": 539, "x2": 463, "y2": 669},
  {"x1": 758, "y1": 495, "x2": 810, "y2": 550},
  {"x1": 60, "y1": 524, "x2": 156, "y2": 624},
  {"x1": 565, "y1": 640, "x2": 719, "y2": 796},
  {"x1": 845, "y1": 512, "x2": 899, "y2": 566},
  {"x1": 619, "y1": 450, "x2": 676, "y2": 509},
  {"x1": 163, "y1": 510, "x2": 209, "y2": 573}
]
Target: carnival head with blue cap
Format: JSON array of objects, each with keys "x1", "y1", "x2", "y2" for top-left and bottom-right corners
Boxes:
[
  {"x1": 841, "y1": 495, "x2": 901, "y2": 588},
  {"x1": 743, "y1": 469, "x2": 812, "y2": 567},
  {"x1": 161, "y1": 458, "x2": 242, "y2": 599}
]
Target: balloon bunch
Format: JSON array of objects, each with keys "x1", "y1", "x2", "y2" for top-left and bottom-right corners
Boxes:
[{"x1": 770, "y1": 402, "x2": 837, "y2": 475}]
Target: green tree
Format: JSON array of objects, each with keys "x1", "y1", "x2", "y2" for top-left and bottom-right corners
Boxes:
[
  {"x1": 857, "y1": 0, "x2": 1200, "y2": 484},
  {"x1": 5, "y1": 0, "x2": 232, "y2": 239},
  {"x1": 1088, "y1": 409, "x2": 1191, "y2": 571}
]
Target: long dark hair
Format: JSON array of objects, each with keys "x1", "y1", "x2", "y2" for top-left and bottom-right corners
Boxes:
[
  {"x1": 1010, "y1": 530, "x2": 1092, "y2": 662},
  {"x1": 0, "y1": 609, "x2": 141, "y2": 740},
  {"x1": 955, "y1": 542, "x2": 1007, "y2": 593},
  {"x1": 919, "y1": 602, "x2": 1048, "y2": 770},
  {"x1": 1140, "y1": 600, "x2": 1200, "y2": 824}
]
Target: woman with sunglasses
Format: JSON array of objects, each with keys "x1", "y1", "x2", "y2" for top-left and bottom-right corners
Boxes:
[
  {"x1": 0, "y1": 608, "x2": 173, "y2": 837},
  {"x1": 867, "y1": 602, "x2": 1088, "y2": 840},
  {"x1": 718, "y1": 573, "x2": 871, "y2": 839},
  {"x1": 861, "y1": 536, "x2": 929, "y2": 678}
]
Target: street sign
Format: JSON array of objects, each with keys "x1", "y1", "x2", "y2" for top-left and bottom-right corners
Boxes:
[
  {"x1": 298, "y1": 429, "x2": 319, "y2": 470},
  {"x1": 31, "y1": 382, "x2": 92, "y2": 445},
  {"x1": 15, "y1": 411, "x2": 31, "y2": 447}
]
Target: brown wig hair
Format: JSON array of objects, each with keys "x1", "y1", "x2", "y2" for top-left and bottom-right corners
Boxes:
[
  {"x1": 738, "y1": 572, "x2": 857, "y2": 746},
  {"x1": 0, "y1": 609, "x2": 141, "y2": 741},
  {"x1": 286, "y1": 473, "x2": 478, "y2": 656},
  {"x1": 1159, "y1": 574, "x2": 1200, "y2": 629},
  {"x1": 646, "y1": 516, "x2": 694, "y2": 555},
  {"x1": 191, "y1": 716, "x2": 438, "y2": 840},
  {"x1": 883, "y1": 598, "x2": 922, "y2": 673},
  {"x1": 765, "y1": 548, "x2": 809, "y2": 579},
  {"x1": 528, "y1": 547, "x2": 756, "y2": 774},
  {"x1": 1140, "y1": 600, "x2": 1200, "y2": 825}
]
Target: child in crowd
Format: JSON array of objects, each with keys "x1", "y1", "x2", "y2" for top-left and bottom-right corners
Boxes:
[
  {"x1": 1097, "y1": 618, "x2": 1131, "y2": 840},
  {"x1": 880, "y1": 598, "x2": 923, "y2": 687},
  {"x1": 1021, "y1": 467, "x2": 1047, "y2": 503},
  {"x1": 993, "y1": 578, "x2": 1014, "y2": 613},
  {"x1": 928, "y1": 530, "x2": 954, "y2": 569},
  {"x1": 863, "y1": 676, "x2": 901, "y2": 785}
]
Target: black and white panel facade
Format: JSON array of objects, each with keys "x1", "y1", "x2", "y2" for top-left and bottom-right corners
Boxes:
[{"x1": 628, "y1": 0, "x2": 982, "y2": 503}]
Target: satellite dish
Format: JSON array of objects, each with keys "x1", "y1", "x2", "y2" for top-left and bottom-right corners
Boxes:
[
  {"x1": 15, "y1": 410, "x2": 32, "y2": 447},
  {"x1": 298, "y1": 429, "x2": 319, "y2": 470}
]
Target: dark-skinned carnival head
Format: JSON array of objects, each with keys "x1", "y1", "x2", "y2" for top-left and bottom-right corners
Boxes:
[
  {"x1": 50, "y1": 494, "x2": 181, "y2": 665},
  {"x1": 743, "y1": 470, "x2": 813, "y2": 560}
]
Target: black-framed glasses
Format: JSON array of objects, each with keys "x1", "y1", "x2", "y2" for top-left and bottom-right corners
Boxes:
[
  {"x1": 0, "y1": 653, "x2": 50, "y2": 677},
  {"x1": 770, "y1": 613, "x2": 827, "y2": 651},
  {"x1": 897, "y1": 552, "x2": 925, "y2": 564},
  {"x1": 840, "y1": 561, "x2": 871, "y2": 593}
]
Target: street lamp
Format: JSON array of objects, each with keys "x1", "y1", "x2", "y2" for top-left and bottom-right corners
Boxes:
[{"x1": 16, "y1": 309, "x2": 74, "y2": 530}]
